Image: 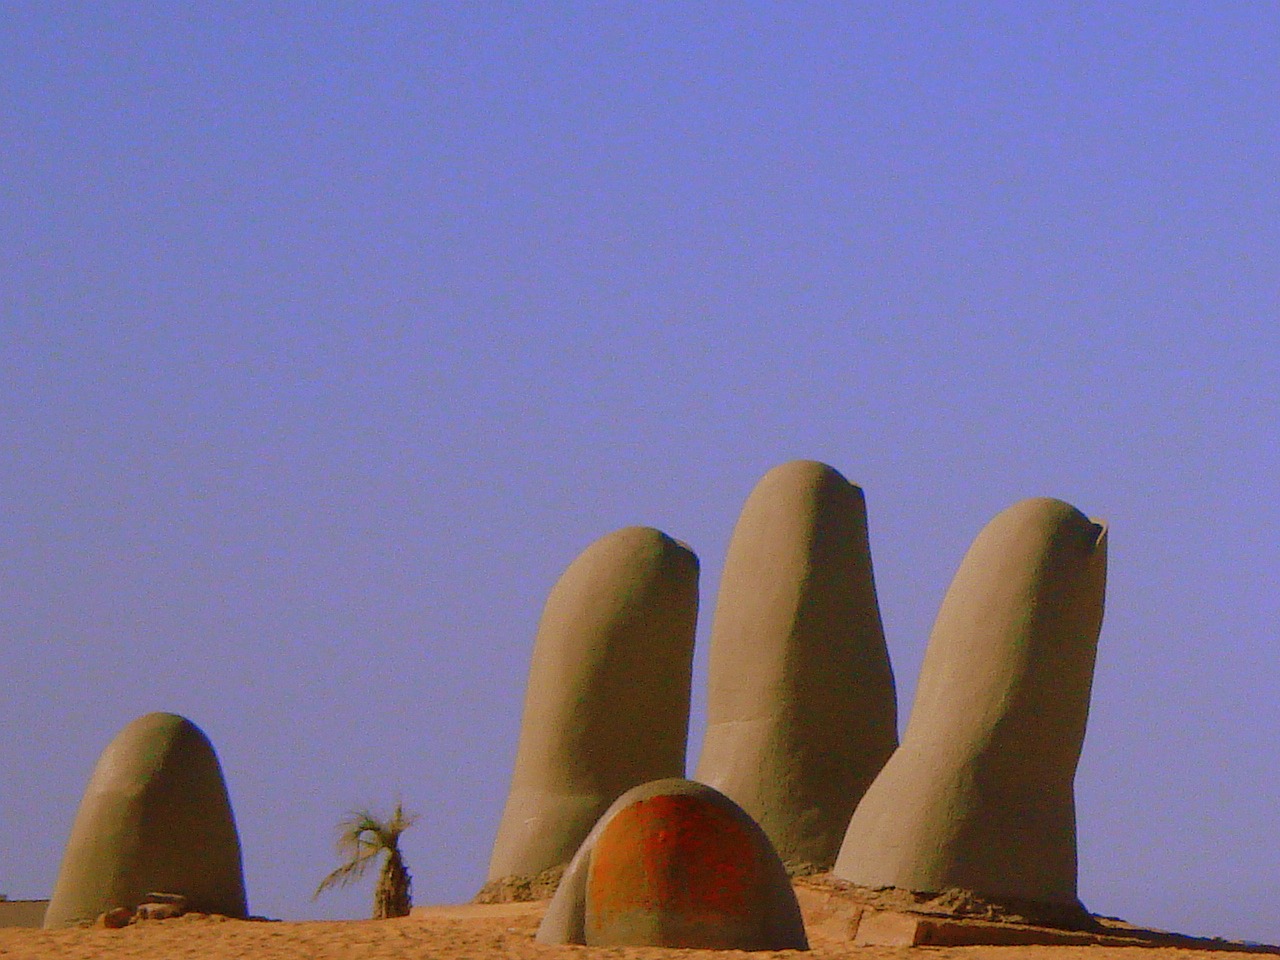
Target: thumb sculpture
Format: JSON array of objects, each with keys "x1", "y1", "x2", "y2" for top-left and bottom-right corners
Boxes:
[
  {"x1": 834, "y1": 498, "x2": 1107, "y2": 922},
  {"x1": 45, "y1": 712, "x2": 248, "y2": 928},
  {"x1": 537, "y1": 778, "x2": 808, "y2": 950},
  {"x1": 486, "y1": 527, "x2": 699, "y2": 889},
  {"x1": 695, "y1": 460, "x2": 897, "y2": 874}
]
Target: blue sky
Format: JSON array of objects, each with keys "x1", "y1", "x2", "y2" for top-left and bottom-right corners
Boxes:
[{"x1": 2, "y1": 3, "x2": 1279, "y2": 942}]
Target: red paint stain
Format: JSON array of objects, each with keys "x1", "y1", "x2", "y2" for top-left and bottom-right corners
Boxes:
[{"x1": 587, "y1": 793, "x2": 766, "y2": 936}]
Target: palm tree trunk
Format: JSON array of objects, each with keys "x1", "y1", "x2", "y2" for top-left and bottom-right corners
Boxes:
[{"x1": 374, "y1": 850, "x2": 413, "y2": 919}]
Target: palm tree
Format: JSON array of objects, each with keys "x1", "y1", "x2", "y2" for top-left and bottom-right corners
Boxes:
[{"x1": 314, "y1": 802, "x2": 418, "y2": 919}]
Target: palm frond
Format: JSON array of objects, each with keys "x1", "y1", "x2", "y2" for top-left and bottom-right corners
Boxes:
[
  {"x1": 313, "y1": 848, "x2": 379, "y2": 897},
  {"x1": 381, "y1": 801, "x2": 419, "y2": 842}
]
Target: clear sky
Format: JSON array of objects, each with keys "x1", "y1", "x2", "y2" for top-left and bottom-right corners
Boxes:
[{"x1": 2, "y1": 2, "x2": 1278, "y2": 942}]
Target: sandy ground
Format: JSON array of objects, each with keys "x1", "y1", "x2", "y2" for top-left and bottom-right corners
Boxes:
[{"x1": 1, "y1": 898, "x2": 1274, "y2": 960}]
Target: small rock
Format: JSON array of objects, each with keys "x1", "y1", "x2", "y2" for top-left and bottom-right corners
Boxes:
[
  {"x1": 135, "y1": 892, "x2": 189, "y2": 921},
  {"x1": 135, "y1": 902, "x2": 184, "y2": 921},
  {"x1": 98, "y1": 907, "x2": 133, "y2": 929},
  {"x1": 140, "y1": 892, "x2": 189, "y2": 908}
]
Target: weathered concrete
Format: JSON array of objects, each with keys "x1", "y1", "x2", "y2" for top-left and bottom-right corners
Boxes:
[
  {"x1": 695, "y1": 460, "x2": 897, "y2": 873},
  {"x1": 852, "y1": 911, "x2": 1128, "y2": 947},
  {"x1": 44, "y1": 713, "x2": 247, "y2": 928},
  {"x1": 834, "y1": 498, "x2": 1107, "y2": 910},
  {"x1": 486, "y1": 527, "x2": 699, "y2": 884},
  {"x1": 537, "y1": 778, "x2": 808, "y2": 950}
]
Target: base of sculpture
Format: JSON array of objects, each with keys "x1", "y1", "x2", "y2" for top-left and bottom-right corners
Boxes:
[
  {"x1": 796, "y1": 874, "x2": 1096, "y2": 932},
  {"x1": 472, "y1": 866, "x2": 565, "y2": 904}
]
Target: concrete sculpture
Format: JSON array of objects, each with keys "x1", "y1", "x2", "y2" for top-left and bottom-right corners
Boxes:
[
  {"x1": 45, "y1": 712, "x2": 248, "y2": 928},
  {"x1": 695, "y1": 460, "x2": 897, "y2": 874},
  {"x1": 834, "y1": 498, "x2": 1107, "y2": 917},
  {"x1": 486, "y1": 527, "x2": 699, "y2": 887},
  {"x1": 537, "y1": 778, "x2": 808, "y2": 950}
]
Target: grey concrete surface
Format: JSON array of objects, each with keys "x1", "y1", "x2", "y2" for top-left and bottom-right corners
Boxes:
[
  {"x1": 834, "y1": 498, "x2": 1107, "y2": 909},
  {"x1": 695, "y1": 460, "x2": 897, "y2": 873},
  {"x1": 487, "y1": 527, "x2": 699, "y2": 884},
  {"x1": 44, "y1": 712, "x2": 247, "y2": 928}
]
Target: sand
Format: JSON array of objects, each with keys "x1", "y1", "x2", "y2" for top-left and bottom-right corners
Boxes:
[{"x1": 2, "y1": 895, "x2": 1274, "y2": 960}]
